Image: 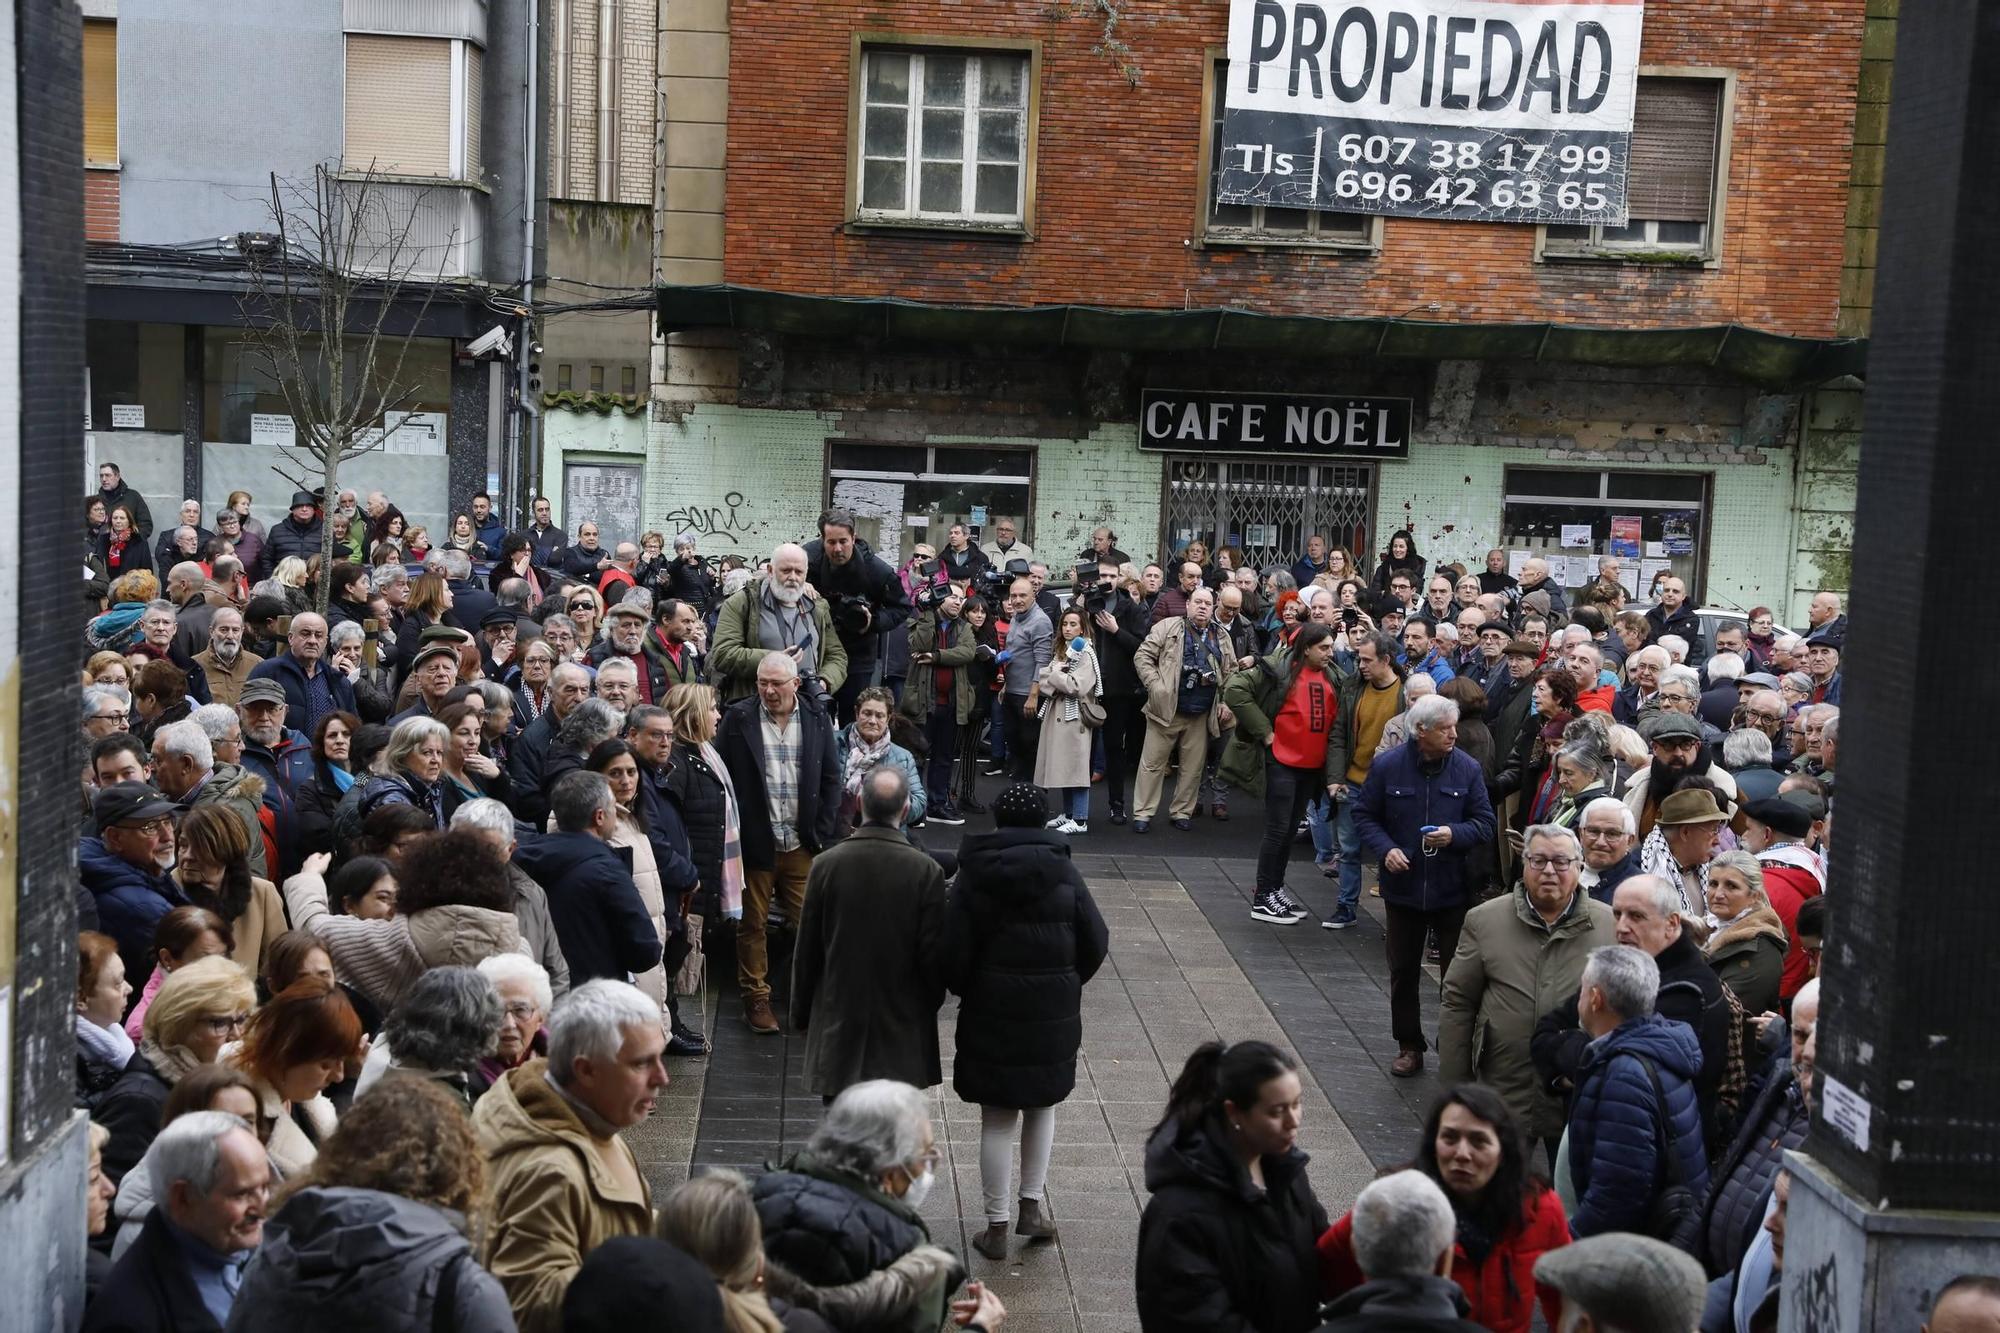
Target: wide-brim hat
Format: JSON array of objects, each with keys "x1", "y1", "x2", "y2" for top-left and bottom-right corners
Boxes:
[{"x1": 1656, "y1": 787, "x2": 1730, "y2": 825}]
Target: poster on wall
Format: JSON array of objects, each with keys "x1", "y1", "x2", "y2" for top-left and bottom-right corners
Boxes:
[
  {"x1": 1216, "y1": 0, "x2": 1644, "y2": 225},
  {"x1": 831, "y1": 479, "x2": 908, "y2": 567},
  {"x1": 564, "y1": 463, "x2": 644, "y2": 549},
  {"x1": 1660, "y1": 510, "x2": 1697, "y2": 554},
  {"x1": 384, "y1": 411, "x2": 448, "y2": 456},
  {"x1": 1609, "y1": 515, "x2": 1642, "y2": 558}
]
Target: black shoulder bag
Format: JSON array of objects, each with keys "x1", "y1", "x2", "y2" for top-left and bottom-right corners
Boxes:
[{"x1": 1635, "y1": 1054, "x2": 1699, "y2": 1242}]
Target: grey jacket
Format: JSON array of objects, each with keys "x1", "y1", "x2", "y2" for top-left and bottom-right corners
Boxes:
[
  {"x1": 1004, "y1": 604, "x2": 1053, "y2": 696},
  {"x1": 225, "y1": 1186, "x2": 515, "y2": 1333}
]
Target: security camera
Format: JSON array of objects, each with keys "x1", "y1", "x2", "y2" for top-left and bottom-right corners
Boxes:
[{"x1": 466, "y1": 326, "x2": 514, "y2": 359}]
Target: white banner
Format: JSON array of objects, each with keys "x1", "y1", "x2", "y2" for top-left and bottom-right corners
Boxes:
[{"x1": 1218, "y1": 0, "x2": 1645, "y2": 223}]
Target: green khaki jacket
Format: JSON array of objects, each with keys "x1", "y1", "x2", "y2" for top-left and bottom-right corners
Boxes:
[
  {"x1": 1217, "y1": 652, "x2": 1346, "y2": 799},
  {"x1": 708, "y1": 582, "x2": 850, "y2": 703},
  {"x1": 898, "y1": 608, "x2": 979, "y2": 725},
  {"x1": 1438, "y1": 885, "x2": 1616, "y2": 1139}
]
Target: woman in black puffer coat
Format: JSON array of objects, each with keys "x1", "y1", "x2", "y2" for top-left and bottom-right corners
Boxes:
[
  {"x1": 944, "y1": 783, "x2": 1110, "y2": 1263},
  {"x1": 662, "y1": 682, "x2": 733, "y2": 964},
  {"x1": 1135, "y1": 1040, "x2": 1328, "y2": 1333}
]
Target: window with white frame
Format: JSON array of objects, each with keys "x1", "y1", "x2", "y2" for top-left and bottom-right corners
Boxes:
[
  {"x1": 858, "y1": 48, "x2": 1028, "y2": 226},
  {"x1": 1204, "y1": 60, "x2": 1370, "y2": 246},
  {"x1": 1545, "y1": 77, "x2": 1725, "y2": 259},
  {"x1": 344, "y1": 34, "x2": 485, "y2": 180}
]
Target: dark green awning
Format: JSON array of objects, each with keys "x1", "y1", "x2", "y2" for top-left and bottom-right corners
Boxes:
[{"x1": 657, "y1": 284, "x2": 1866, "y2": 388}]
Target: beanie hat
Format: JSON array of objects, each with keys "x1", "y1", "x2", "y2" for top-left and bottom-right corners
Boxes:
[{"x1": 994, "y1": 782, "x2": 1050, "y2": 828}]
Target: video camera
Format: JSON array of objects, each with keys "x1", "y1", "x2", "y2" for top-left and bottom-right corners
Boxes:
[
  {"x1": 976, "y1": 556, "x2": 1031, "y2": 603},
  {"x1": 830, "y1": 593, "x2": 875, "y2": 637},
  {"x1": 1077, "y1": 560, "x2": 1112, "y2": 613}
]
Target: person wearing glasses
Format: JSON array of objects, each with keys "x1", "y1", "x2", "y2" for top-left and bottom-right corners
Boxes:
[
  {"x1": 1439, "y1": 824, "x2": 1615, "y2": 1169},
  {"x1": 79, "y1": 783, "x2": 194, "y2": 989},
  {"x1": 96, "y1": 954, "x2": 259, "y2": 1182}
]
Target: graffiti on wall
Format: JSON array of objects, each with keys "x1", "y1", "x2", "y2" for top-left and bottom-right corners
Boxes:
[{"x1": 660, "y1": 491, "x2": 766, "y2": 555}]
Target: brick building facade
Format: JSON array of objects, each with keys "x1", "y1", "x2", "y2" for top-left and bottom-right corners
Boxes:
[{"x1": 603, "y1": 0, "x2": 1871, "y2": 622}]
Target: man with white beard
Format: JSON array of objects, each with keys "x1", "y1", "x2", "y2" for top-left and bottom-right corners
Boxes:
[
  {"x1": 193, "y1": 606, "x2": 263, "y2": 710},
  {"x1": 708, "y1": 541, "x2": 851, "y2": 704}
]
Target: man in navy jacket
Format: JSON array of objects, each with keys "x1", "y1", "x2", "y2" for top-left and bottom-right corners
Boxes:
[
  {"x1": 1354, "y1": 692, "x2": 1496, "y2": 1078},
  {"x1": 512, "y1": 769, "x2": 663, "y2": 985}
]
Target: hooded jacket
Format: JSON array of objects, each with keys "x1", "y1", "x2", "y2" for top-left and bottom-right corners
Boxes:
[
  {"x1": 1565, "y1": 1013, "x2": 1711, "y2": 1237},
  {"x1": 1438, "y1": 886, "x2": 1616, "y2": 1140},
  {"x1": 224, "y1": 1186, "x2": 513, "y2": 1333},
  {"x1": 1313, "y1": 1274, "x2": 1488, "y2": 1333},
  {"x1": 753, "y1": 1150, "x2": 932, "y2": 1292},
  {"x1": 1136, "y1": 1114, "x2": 1328, "y2": 1333},
  {"x1": 186, "y1": 762, "x2": 270, "y2": 878},
  {"x1": 942, "y1": 828, "x2": 1110, "y2": 1109},
  {"x1": 79, "y1": 837, "x2": 192, "y2": 989},
  {"x1": 1704, "y1": 904, "x2": 1790, "y2": 1016},
  {"x1": 512, "y1": 831, "x2": 662, "y2": 985},
  {"x1": 475, "y1": 1061, "x2": 653, "y2": 1333},
  {"x1": 1217, "y1": 651, "x2": 1347, "y2": 800}
]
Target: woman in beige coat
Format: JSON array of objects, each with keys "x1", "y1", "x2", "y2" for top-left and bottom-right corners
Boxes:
[
  {"x1": 1036, "y1": 607, "x2": 1102, "y2": 834},
  {"x1": 174, "y1": 804, "x2": 287, "y2": 979},
  {"x1": 583, "y1": 739, "x2": 671, "y2": 1035}
]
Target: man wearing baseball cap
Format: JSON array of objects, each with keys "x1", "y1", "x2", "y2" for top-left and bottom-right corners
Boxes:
[
  {"x1": 79, "y1": 782, "x2": 192, "y2": 985},
  {"x1": 235, "y1": 676, "x2": 315, "y2": 875},
  {"x1": 1624, "y1": 711, "x2": 1738, "y2": 840},
  {"x1": 1534, "y1": 1233, "x2": 1706, "y2": 1333}
]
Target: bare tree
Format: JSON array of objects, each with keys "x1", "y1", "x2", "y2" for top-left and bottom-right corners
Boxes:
[{"x1": 237, "y1": 164, "x2": 450, "y2": 611}]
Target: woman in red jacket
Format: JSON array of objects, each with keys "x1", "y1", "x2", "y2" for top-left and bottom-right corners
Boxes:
[{"x1": 1319, "y1": 1085, "x2": 1570, "y2": 1333}]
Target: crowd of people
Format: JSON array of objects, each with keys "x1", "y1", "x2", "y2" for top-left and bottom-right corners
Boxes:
[{"x1": 72, "y1": 473, "x2": 1888, "y2": 1332}]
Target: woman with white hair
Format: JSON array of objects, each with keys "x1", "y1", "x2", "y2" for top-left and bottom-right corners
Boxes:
[
  {"x1": 354, "y1": 715, "x2": 450, "y2": 829},
  {"x1": 1702, "y1": 850, "x2": 1789, "y2": 1014},
  {"x1": 475, "y1": 953, "x2": 554, "y2": 1090},
  {"x1": 750, "y1": 1080, "x2": 964, "y2": 1332}
]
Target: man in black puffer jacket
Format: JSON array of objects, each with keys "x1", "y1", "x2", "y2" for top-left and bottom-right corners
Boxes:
[{"x1": 1084, "y1": 558, "x2": 1151, "y2": 823}]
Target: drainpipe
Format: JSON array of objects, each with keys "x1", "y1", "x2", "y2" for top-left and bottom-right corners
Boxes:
[
  {"x1": 598, "y1": 0, "x2": 615, "y2": 201},
  {"x1": 514, "y1": 0, "x2": 542, "y2": 519}
]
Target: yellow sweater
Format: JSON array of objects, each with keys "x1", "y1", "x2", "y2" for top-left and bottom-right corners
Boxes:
[{"x1": 1347, "y1": 682, "x2": 1402, "y2": 785}]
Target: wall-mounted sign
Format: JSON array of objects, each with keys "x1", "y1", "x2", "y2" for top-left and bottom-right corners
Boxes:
[
  {"x1": 110, "y1": 404, "x2": 146, "y2": 429},
  {"x1": 1141, "y1": 389, "x2": 1412, "y2": 459},
  {"x1": 1216, "y1": 0, "x2": 1644, "y2": 225},
  {"x1": 250, "y1": 413, "x2": 296, "y2": 449}
]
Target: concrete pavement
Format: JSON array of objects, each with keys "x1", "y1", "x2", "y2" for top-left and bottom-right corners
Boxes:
[{"x1": 626, "y1": 809, "x2": 1466, "y2": 1330}]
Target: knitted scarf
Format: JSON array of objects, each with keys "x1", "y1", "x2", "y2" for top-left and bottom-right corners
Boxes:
[
  {"x1": 842, "y1": 727, "x2": 892, "y2": 796},
  {"x1": 700, "y1": 740, "x2": 746, "y2": 920}
]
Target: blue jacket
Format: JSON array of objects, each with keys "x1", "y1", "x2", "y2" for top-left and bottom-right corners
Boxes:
[
  {"x1": 78, "y1": 837, "x2": 191, "y2": 988},
  {"x1": 1412, "y1": 649, "x2": 1457, "y2": 687},
  {"x1": 1567, "y1": 1012, "x2": 1711, "y2": 1238},
  {"x1": 512, "y1": 830, "x2": 663, "y2": 985},
  {"x1": 240, "y1": 728, "x2": 316, "y2": 873},
  {"x1": 1352, "y1": 741, "x2": 1496, "y2": 912},
  {"x1": 248, "y1": 652, "x2": 358, "y2": 726},
  {"x1": 473, "y1": 514, "x2": 508, "y2": 555},
  {"x1": 1586, "y1": 846, "x2": 1645, "y2": 905},
  {"x1": 1291, "y1": 555, "x2": 1332, "y2": 590},
  {"x1": 833, "y1": 726, "x2": 927, "y2": 829}
]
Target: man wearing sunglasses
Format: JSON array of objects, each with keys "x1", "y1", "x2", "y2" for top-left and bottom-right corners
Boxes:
[{"x1": 79, "y1": 782, "x2": 193, "y2": 987}]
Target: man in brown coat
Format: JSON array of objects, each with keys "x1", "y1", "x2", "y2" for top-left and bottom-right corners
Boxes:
[
  {"x1": 193, "y1": 607, "x2": 262, "y2": 711},
  {"x1": 474, "y1": 979, "x2": 664, "y2": 1333}
]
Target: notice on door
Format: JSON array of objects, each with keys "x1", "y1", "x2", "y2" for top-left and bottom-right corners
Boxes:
[{"x1": 1141, "y1": 389, "x2": 1412, "y2": 459}]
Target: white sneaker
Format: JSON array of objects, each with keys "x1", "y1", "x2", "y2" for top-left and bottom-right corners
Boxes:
[
  {"x1": 1068, "y1": 820, "x2": 1089, "y2": 835},
  {"x1": 1046, "y1": 815, "x2": 1068, "y2": 829}
]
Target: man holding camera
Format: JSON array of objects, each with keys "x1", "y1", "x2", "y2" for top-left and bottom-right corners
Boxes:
[
  {"x1": 1083, "y1": 559, "x2": 1151, "y2": 825},
  {"x1": 804, "y1": 508, "x2": 912, "y2": 725},
  {"x1": 709, "y1": 542, "x2": 850, "y2": 705},
  {"x1": 1132, "y1": 587, "x2": 1237, "y2": 832},
  {"x1": 899, "y1": 578, "x2": 978, "y2": 823}
]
